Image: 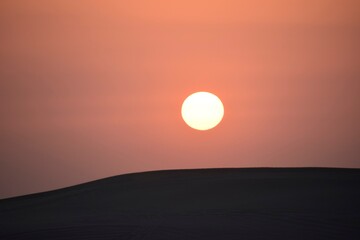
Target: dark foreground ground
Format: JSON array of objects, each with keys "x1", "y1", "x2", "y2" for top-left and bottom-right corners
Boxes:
[{"x1": 1, "y1": 168, "x2": 360, "y2": 239}]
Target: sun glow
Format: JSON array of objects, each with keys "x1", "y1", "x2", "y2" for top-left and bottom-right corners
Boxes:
[{"x1": 181, "y1": 92, "x2": 224, "y2": 131}]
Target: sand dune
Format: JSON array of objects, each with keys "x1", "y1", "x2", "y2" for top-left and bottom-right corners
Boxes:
[{"x1": 1, "y1": 168, "x2": 359, "y2": 239}]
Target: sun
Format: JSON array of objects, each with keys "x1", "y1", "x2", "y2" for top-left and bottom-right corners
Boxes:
[{"x1": 181, "y1": 92, "x2": 224, "y2": 131}]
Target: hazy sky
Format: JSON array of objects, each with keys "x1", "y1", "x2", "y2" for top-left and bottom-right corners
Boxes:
[{"x1": 1, "y1": 0, "x2": 359, "y2": 198}]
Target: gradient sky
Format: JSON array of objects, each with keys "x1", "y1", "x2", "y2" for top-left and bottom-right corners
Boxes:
[{"x1": 1, "y1": 0, "x2": 359, "y2": 198}]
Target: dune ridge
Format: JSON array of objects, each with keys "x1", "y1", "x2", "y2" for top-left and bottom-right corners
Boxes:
[{"x1": 1, "y1": 168, "x2": 359, "y2": 239}]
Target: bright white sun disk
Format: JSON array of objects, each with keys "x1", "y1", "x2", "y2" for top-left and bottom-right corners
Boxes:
[{"x1": 181, "y1": 92, "x2": 224, "y2": 131}]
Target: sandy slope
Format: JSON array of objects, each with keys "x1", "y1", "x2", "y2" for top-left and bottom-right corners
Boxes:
[{"x1": 1, "y1": 168, "x2": 359, "y2": 239}]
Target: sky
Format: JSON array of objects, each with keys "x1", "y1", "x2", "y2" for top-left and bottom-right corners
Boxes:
[{"x1": 0, "y1": 0, "x2": 359, "y2": 198}]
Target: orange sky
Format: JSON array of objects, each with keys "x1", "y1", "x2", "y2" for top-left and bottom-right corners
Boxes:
[{"x1": 1, "y1": 0, "x2": 359, "y2": 198}]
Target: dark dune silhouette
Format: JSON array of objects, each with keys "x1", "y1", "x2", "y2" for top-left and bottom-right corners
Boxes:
[{"x1": 1, "y1": 168, "x2": 360, "y2": 239}]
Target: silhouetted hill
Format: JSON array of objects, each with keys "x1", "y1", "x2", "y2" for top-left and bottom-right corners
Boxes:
[{"x1": 1, "y1": 168, "x2": 360, "y2": 239}]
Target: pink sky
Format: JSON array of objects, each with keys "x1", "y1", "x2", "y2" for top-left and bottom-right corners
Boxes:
[{"x1": 0, "y1": 0, "x2": 359, "y2": 198}]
